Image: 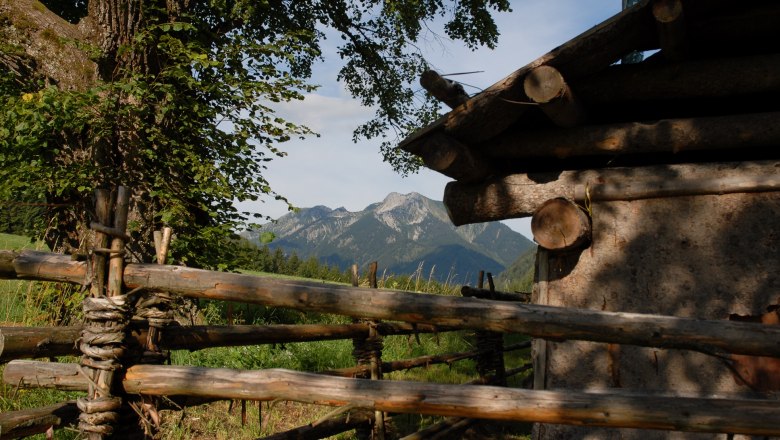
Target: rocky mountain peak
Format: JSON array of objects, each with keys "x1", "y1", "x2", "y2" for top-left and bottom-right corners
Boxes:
[{"x1": 246, "y1": 193, "x2": 534, "y2": 283}]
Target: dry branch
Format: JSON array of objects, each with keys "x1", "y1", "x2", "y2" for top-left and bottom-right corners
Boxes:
[
  {"x1": 323, "y1": 341, "x2": 530, "y2": 377},
  {"x1": 258, "y1": 409, "x2": 372, "y2": 440},
  {"x1": 6, "y1": 362, "x2": 780, "y2": 436},
  {"x1": 0, "y1": 401, "x2": 78, "y2": 439}
]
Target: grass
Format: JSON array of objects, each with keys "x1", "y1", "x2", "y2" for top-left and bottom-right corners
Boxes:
[{"x1": 0, "y1": 233, "x2": 532, "y2": 439}]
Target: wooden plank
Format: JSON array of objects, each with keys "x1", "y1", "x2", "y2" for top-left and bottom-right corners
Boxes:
[
  {"x1": 484, "y1": 112, "x2": 780, "y2": 161},
  {"x1": 443, "y1": 160, "x2": 780, "y2": 225},
  {"x1": 0, "y1": 401, "x2": 78, "y2": 439}
]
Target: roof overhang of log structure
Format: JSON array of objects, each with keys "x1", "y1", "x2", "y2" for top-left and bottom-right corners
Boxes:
[{"x1": 399, "y1": 0, "x2": 780, "y2": 227}]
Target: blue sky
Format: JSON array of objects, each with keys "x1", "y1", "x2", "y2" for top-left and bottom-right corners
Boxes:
[{"x1": 236, "y1": 1, "x2": 622, "y2": 240}]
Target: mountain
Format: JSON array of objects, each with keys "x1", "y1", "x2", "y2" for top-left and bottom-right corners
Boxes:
[
  {"x1": 244, "y1": 192, "x2": 534, "y2": 284},
  {"x1": 495, "y1": 245, "x2": 537, "y2": 293}
]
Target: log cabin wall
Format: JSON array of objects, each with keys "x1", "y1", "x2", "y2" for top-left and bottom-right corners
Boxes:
[
  {"x1": 402, "y1": 0, "x2": 780, "y2": 438},
  {"x1": 533, "y1": 191, "x2": 780, "y2": 440}
]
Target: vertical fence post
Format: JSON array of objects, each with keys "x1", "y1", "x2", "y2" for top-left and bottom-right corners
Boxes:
[
  {"x1": 468, "y1": 271, "x2": 507, "y2": 386},
  {"x1": 79, "y1": 186, "x2": 132, "y2": 439}
]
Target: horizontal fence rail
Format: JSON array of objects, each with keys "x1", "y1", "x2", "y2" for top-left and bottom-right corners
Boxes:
[
  {"x1": 2, "y1": 250, "x2": 780, "y2": 358},
  {"x1": 5, "y1": 361, "x2": 780, "y2": 437},
  {"x1": 0, "y1": 322, "x2": 449, "y2": 363}
]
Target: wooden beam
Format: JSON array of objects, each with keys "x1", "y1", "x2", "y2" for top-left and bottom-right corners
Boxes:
[
  {"x1": 441, "y1": 0, "x2": 656, "y2": 144},
  {"x1": 652, "y1": 0, "x2": 688, "y2": 61},
  {"x1": 5, "y1": 249, "x2": 780, "y2": 358},
  {"x1": 6, "y1": 362, "x2": 780, "y2": 436},
  {"x1": 530, "y1": 198, "x2": 590, "y2": 252},
  {"x1": 0, "y1": 250, "x2": 86, "y2": 284},
  {"x1": 0, "y1": 401, "x2": 78, "y2": 439},
  {"x1": 444, "y1": 160, "x2": 780, "y2": 225},
  {"x1": 1, "y1": 323, "x2": 448, "y2": 362},
  {"x1": 419, "y1": 70, "x2": 469, "y2": 110},
  {"x1": 484, "y1": 112, "x2": 780, "y2": 160},
  {"x1": 0, "y1": 326, "x2": 82, "y2": 363},
  {"x1": 402, "y1": 132, "x2": 492, "y2": 183},
  {"x1": 523, "y1": 65, "x2": 585, "y2": 127},
  {"x1": 121, "y1": 263, "x2": 780, "y2": 358},
  {"x1": 572, "y1": 53, "x2": 780, "y2": 104}
]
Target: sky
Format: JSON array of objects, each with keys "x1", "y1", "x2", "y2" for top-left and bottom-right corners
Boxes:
[{"x1": 236, "y1": 1, "x2": 622, "y2": 240}]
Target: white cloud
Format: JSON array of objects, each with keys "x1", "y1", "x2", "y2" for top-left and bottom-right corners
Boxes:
[{"x1": 238, "y1": 1, "x2": 622, "y2": 241}]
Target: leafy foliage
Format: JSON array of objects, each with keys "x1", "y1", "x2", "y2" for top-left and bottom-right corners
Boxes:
[{"x1": 0, "y1": 0, "x2": 510, "y2": 268}]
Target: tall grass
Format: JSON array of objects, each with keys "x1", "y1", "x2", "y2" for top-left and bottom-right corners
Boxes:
[{"x1": 0, "y1": 233, "x2": 531, "y2": 439}]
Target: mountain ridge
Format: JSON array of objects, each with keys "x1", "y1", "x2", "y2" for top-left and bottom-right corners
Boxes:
[{"x1": 244, "y1": 192, "x2": 534, "y2": 284}]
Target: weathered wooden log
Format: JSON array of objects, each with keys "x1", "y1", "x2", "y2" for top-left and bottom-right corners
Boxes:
[
  {"x1": 442, "y1": 0, "x2": 656, "y2": 144},
  {"x1": 653, "y1": 0, "x2": 688, "y2": 61},
  {"x1": 0, "y1": 401, "x2": 78, "y2": 439},
  {"x1": 4, "y1": 360, "x2": 85, "y2": 390},
  {"x1": 444, "y1": 160, "x2": 780, "y2": 225},
  {"x1": 9, "y1": 362, "x2": 780, "y2": 436},
  {"x1": 402, "y1": 132, "x2": 492, "y2": 183},
  {"x1": 484, "y1": 112, "x2": 780, "y2": 160},
  {"x1": 0, "y1": 326, "x2": 82, "y2": 363},
  {"x1": 324, "y1": 341, "x2": 531, "y2": 378},
  {"x1": 121, "y1": 260, "x2": 780, "y2": 357},
  {"x1": 259, "y1": 409, "x2": 372, "y2": 440},
  {"x1": 460, "y1": 286, "x2": 529, "y2": 302},
  {"x1": 573, "y1": 53, "x2": 780, "y2": 104},
  {"x1": 0, "y1": 250, "x2": 86, "y2": 284},
  {"x1": 523, "y1": 65, "x2": 585, "y2": 127},
  {"x1": 419, "y1": 70, "x2": 469, "y2": 110},
  {"x1": 3, "y1": 249, "x2": 780, "y2": 358},
  {"x1": 530, "y1": 198, "x2": 590, "y2": 252},
  {"x1": 1, "y1": 323, "x2": 449, "y2": 362},
  {"x1": 7, "y1": 361, "x2": 780, "y2": 435},
  {"x1": 399, "y1": 0, "x2": 656, "y2": 154}
]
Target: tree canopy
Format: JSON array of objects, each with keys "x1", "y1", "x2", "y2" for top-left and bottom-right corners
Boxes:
[{"x1": 0, "y1": 0, "x2": 510, "y2": 268}]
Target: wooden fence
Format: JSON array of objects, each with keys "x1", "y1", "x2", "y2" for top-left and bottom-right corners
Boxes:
[{"x1": 1, "y1": 188, "x2": 780, "y2": 439}]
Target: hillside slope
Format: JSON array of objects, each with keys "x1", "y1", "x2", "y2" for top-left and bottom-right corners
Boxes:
[{"x1": 245, "y1": 192, "x2": 534, "y2": 284}]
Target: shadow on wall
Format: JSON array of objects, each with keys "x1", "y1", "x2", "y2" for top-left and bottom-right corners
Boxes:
[{"x1": 537, "y1": 177, "x2": 780, "y2": 440}]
